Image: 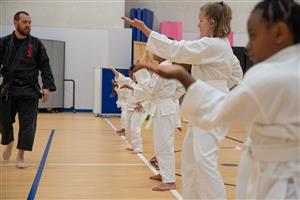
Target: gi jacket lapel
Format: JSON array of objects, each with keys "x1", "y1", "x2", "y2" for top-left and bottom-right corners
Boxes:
[{"x1": 6, "y1": 33, "x2": 32, "y2": 81}]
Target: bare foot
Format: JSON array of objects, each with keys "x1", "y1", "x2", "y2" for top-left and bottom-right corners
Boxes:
[
  {"x1": 126, "y1": 147, "x2": 133, "y2": 151},
  {"x1": 16, "y1": 158, "x2": 28, "y2": 169},
  {"x1": 16, "y1": 150, "x2": 28, "y2": 169},
  {"x1": 152, "y1": 182, "x2": 176, "y2": 191},
  {"x1": 116, "y1": 128, "x2": 125, "y2": 133},
  {"x1": 118, "y1": 132, "x2": 125, "y2": 136},
  {"x1": 149, "y1": 174, "x2": 162, "y2": 181},
  {"x1": 132, "y1": 149, "x2": 142, "y2": 154},
  {"x1": 2, "y1": 142, "x2": 14, "y2": 160}
]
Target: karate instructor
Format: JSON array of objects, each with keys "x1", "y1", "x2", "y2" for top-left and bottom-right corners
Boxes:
[{"x1": 0, "y1": 11, "x2": 56, "y2": 168}]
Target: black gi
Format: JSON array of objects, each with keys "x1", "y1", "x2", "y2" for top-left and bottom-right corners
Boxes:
[{"x1": 0, "y1": 32, "x2": 56, "y2": 151}]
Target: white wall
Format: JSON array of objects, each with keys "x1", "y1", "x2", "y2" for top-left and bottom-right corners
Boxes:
[
  {"x1": 0, "y1": 0, "x2": 125, "y2": 29},
  {"x1": 125, "y1": 0, "x2": 258, "y2": 46}
]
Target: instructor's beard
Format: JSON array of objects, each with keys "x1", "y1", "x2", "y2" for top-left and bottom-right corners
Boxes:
[{"x1": 16, "y1": 25, "x2": 30, "y2": 36}]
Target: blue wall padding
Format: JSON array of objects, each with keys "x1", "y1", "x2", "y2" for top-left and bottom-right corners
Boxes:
[
  {"x1": 101, "y1": 68, "x2": 129, "y2": 114},
  {"x1": 141, "y1": 8, "x2": 154, "y2": 42}
]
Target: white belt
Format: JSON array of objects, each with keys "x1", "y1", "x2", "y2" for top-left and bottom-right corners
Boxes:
[
  {"x1": 237, "y1": 141, "x2": 300, "y2": 199},
  {"x1": 250, "y1": 142, "x2": 300, "y2": 162}
]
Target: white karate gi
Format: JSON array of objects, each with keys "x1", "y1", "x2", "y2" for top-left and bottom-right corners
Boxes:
[
  {"x1": 135, "y1": 63, "x2": 185, "y2": 183},
  {"x1": 115, "y1": 86, "x2": 129, "y2": 129},
  {"x1": 174, "y1": 82, "x2": 186, "y2": 129},
  {"x1": 116, "y1": 75, "x2": 148, "y2": 152},
  {"x1": 146, "y1": 31, "x2": 243, "y2": 199},
  {"x1": 181, "y1": 44, "x2": 300, "y2": 199}
]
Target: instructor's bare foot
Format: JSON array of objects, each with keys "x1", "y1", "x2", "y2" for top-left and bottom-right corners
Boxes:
[
  {"x1": 16, "y1": 150, "x2": 28, "y2": 169},
  {"x1": 2, "y1": 142, "x2": 14, "y2": 160},
  {"x1": 16, "y1": 158, "x2": 28, "y2": 169},
  {"x1": 152, "y1": 182, "x2": 176, "y2": 191}
]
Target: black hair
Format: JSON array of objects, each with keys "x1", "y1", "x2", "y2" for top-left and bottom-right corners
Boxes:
[
  {"x1": 14, "y1": 11, "x2": 30, "y2": 21},
  {"x1": 129, "y1": 65, "x2": 135, "y2": 72},
  {"x1": 253, "y1": 0, "x2": 300, "y2": 43}
]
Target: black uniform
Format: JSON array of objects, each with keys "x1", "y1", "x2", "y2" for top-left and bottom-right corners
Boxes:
[{"x1": 0, "y1": 32, "x2": 56, "y2": 151}]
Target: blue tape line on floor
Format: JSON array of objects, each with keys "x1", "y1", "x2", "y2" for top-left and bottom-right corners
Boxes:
[{"x1": 27, "y1": 129, "x2": 55, "y2": 200}]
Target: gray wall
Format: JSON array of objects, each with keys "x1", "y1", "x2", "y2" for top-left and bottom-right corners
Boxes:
[{"x1": 38, "y1": 39, "x2": 65, "y2": 109}]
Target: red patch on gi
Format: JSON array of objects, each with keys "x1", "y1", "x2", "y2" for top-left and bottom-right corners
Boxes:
[{"x1": 26, "y1": 44, "x2": 33, "y2": 57}]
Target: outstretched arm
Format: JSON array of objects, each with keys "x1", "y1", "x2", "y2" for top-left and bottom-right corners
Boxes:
[
  {"x1": 109, "y1": 66, "x2": 122, "y2": 78},
  {"x1": 134, "y1": 63, "x2": 196, "y2": 89},
  {"x1": 122, "y1": 16, "x2": 152, "y2": 37}
]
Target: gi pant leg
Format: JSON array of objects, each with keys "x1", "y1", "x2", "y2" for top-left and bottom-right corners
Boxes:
[
  {"x1": 153, "y1": 113, "x2": 176, "y2": 183},
  {"x1": 16, "y1": 97, "x2": 39, "y2": 151},
  {"x1": 175, "y1": 112, "x2": 182, "y2": 129},
  {"x1": 130, "y1": 111, "x2": 146, "y2": 152},
  {"x1": 182, "y1": 125, "x2": 228, "y2": 199},
  {"x1": 120, "y1": 106, "x2": 127, "y2": 129},
  {"x1": 124, "y1": 111, "x2": 133, "y2": 149},
  {"x1": 0, "y1": 97, "x2": 14, "y2": 145},
  {"x1": 175, "y1": 100, "x2": 182, "y2": 128}
]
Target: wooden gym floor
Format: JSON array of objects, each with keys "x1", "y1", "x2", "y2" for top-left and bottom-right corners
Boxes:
[{"x1": 0, "y1": 113, "x2": 246, "y2": 199}]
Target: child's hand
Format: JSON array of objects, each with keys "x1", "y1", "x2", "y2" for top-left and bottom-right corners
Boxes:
[
  {"x1": 122, "y1": 16, "x2": 145, "y2": 30},
  {"x1": 111, "y1": 79, "x2": 118, "y2": 85},
  {"x1": 109, "y1": 65, "x2": 116, "y2": 72},
  {"x1": 109, "y1": 66, "x2": 121, "y2": 77},
  {"x1": 134, "y1": 103, "x2": 143, "y2": 112}
]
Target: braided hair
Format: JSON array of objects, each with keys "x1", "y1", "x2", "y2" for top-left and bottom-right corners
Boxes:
[{"x1": 253, "y1": 0, "x2": 300, "y2": 43}]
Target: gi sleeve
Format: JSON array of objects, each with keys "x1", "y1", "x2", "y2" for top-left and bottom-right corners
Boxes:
[
  {"x1": 37, "y1": 40, "x2": 56, "y2": 91},
  {"x1": 228, "y1": 57, "x2": 243, "y2": 89},
  {"x1": 181, "y1": 80, "x2": 262, "y2": 129},
  {"x1": 134, "y1": 68, "x2": 163, "y2": 95},
  {"x1": 146, "y1": 31, "x2": 219, "y2": 65},
  {"x1": 116, "y1": 75, "x2": 134, "y2": 87}
]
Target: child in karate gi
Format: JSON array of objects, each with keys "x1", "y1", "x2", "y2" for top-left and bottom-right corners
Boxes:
[
  {"x1": 134, "y1": 55, "x2": 185, "y2": 191},
  {"x1": 122, "y1": 2, "x2": 243, "y2": 199},
  {"x1": 135, "y1": 0, "x2": 300, "y2": 199},
  {"x1": 110, "y1": 66, "x2": 148, "y2": 154},
  {"x1": 112, "y1": 79, "x2": 128, "y2": 136}
]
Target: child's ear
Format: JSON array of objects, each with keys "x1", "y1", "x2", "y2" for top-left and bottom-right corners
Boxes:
[
  {"x1": 274, "y1": 22, "x2": 292, "y2": 45},
  {"x1": 210, "y1": 19, "x2": 215, "y2": 27}
]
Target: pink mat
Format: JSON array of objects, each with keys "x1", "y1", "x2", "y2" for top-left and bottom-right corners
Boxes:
[
  {"x1": 159, "y1": 21, "x2": 182, "y2": 41},
  {"x1": 227, "y1": 32, "x2": 234, "y2": 46}
]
